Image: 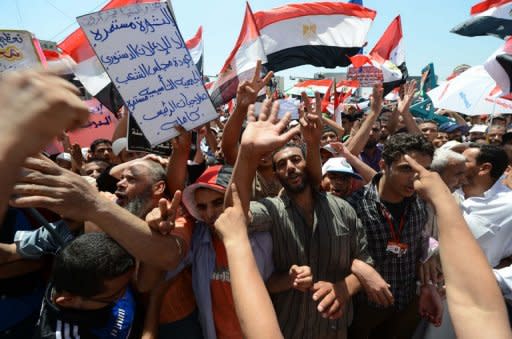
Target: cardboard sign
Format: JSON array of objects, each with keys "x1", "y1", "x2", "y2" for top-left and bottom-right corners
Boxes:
[
  {"x1": 0, "y1": 30, "x2": 41, "y2": 73},
  {"x1": 77, "y1": 2, "x2": 217, "y2": 146},
  {"x1": 127, "y1": 114, "x2": 172, "y2": 156}
]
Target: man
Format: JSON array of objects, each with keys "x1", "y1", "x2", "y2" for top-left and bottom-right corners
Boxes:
[
  {"x1": 228, "y1": 99, "x2": 380, "y2": 339},
  {"x1": 468, "y1": 124, "x2": 487, "y2": 142},
  {"x1": 456, "y1": 144, "x2": 511, "y2": 268},
  {"x1": 418, "y1": 120, "x2": 438, "y2": 143},
  {"x1": 178, "y1": 164, "x2": 273, "y2": 339},
  {"x1": 430, "y1": 148, "x2": 467, "y2": 192},
  {"x1": 90, "y1": 138, "x2": 114, "y2": 163},
  {"x1": 439, "y1": 122, "x2": 465, "y2": 142},
  {"x1": 488, "y1": 125, "x2": 506, "y2": 145},
  {"x1": 321, "y1": 157, "x2": 363, "y2": 198},
  {"x1": 36, "y1": 233, "x2": 138, "y2": 338},
  {"x1": 82, "y1": 158, "x2": 110, "y2": 179},
  {"x1": 347, "y1": 133, "x2": 442, "y2": 338},
  {"x1": 359, "y1": 120, "x2": 383, "y2": 172},
  {"x1": 320, "y1": 125, "x2": 340, "y2": 146},
  {"x1": 432, "y1": 132, "x2": 449, "y2": 148}
]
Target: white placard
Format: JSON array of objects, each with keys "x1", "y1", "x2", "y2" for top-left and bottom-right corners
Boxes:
[
  {"x1": 77, "y1": 3, "x2": 217, "y2": 145},
  {"x1": 0, "y1": 30, "x2": 40, "y2": 73}
]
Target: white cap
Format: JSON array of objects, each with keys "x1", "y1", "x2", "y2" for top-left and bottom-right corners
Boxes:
[
  {"x1": 439, "y1": 140, "x2": 468, "y2": 153},
  {"x1": 112, "y1": 137, "x2": 128, "y2": 156},
  {"x1": 56, "y1": 152, "x2": 71, "y2": 162},
  {"x1": 322, "y1": 157, "x2": 362, "y2": 180},
  {"x1": 469, "y1": 124, "x2": 487, "y2": 134}
]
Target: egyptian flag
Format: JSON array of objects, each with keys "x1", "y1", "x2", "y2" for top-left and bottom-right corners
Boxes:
[
  {"x1": 187, "y1": 26, "x2": 204, "y2": 75},
  {"x1": 253, "y1": 2, "x2": 376, "y2": 72},
  {"x1": 451, "y1": 0, "x2": 512, "y2": 39},
  {"x1": 349, "y1": 15, "x2": 406, "y2": 94},
  {"x1": 321, "y1": 80, "x2": 334, "y2": 112},
  {"x1": 485, "y1": 37, "x2": 512, "y2": 93},
  {"x1": 209, "y1": 3, "x2": 267, "y2": 107}
]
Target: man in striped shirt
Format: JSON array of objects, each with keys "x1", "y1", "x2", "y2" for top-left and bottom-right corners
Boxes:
[{"x1": 227, "y1": 99, "x2": 376, "y2": 338}]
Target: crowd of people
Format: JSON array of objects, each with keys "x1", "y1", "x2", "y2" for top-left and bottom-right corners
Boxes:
[{"x1": 1, "y1": 62, "x2": 512, "y2": 339}]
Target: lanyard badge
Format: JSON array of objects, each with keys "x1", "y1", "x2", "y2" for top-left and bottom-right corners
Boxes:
[{"x1": 381, "y1": 205, "x2": 408, "y2": 257}]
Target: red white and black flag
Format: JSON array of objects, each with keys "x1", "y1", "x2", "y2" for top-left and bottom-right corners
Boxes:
[
  {"x1": 485, "y1": 36, "x2": 512, "y2": 93},
  {"x1": 186, "y1": 26, "x2": 204, "y2": 75},
  {"x1": 349, "y1": 15, "x2": 407, "y2": 94},
  {"x1": 209, "y1": 3, "x2": 267, "y2": 107},
  {"x1": 254, "y1": 2, "x2": 376, "y2": 72},
  {"x1": 451, "y1": 0, "x2": 512, "y2": 39}
]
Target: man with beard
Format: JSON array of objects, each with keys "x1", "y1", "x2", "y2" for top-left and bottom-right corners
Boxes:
[{"x1": 227, "y1": 99, "x2": 385, "y2": 339}]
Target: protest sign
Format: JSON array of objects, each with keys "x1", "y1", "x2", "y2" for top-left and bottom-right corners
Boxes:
[
  {"x1": 127, "y1": 114, "x2": 172, "y2": 156},
  {"x1": 77, "y1": 2, "x2": 218, "y2": 146},
  {"x1": 253, "y1": 99, "x2": 300, "y2": 121},
  {"x1": 0, "y1": 30, "x2": 41, "y2": 73},
  {"x1": 347, "y1": 65, "x2": 383, "y2": 87},
  {"x1": 69, "y1": 98, "x2": 118, "y2": 147},
  {"x1": 44, "y1": 98, "x2": 118, "y2": 155}
]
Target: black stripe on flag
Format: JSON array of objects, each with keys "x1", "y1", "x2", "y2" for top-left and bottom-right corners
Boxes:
[
  {"x1": 451, "y1": 16, "x2": 512, "y2": 39},
  {"x1": 265, "y1": 46, "x2": 362, "y2": 72},
  {"x1": 496, "y1": 53, "x2": 512, "y2": 93}
]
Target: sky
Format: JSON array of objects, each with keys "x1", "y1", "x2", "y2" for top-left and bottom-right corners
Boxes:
[{"x1": 0, "y1": 0, "x2": 505, "y2": 88}]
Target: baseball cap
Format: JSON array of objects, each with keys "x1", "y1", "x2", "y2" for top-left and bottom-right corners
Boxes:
[
  {"x1": 321, "y1": 157, "x2": 362, "y2": 180},
  {"x1": 182, "y1": 165, "x2": 233, "y2": 221},
  {"x1": 439, "y1": 122, "x2": 463, "y2": 133}
]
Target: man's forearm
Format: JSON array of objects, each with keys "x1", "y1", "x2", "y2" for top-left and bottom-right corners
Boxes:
[
  {"x1": 89, "y1": 198, "x2": 184, "y2": 270},
  {"x1": 222, "y1": 104, "x2": 248, "y2": 165},
  {"x1": 306, "y1": 140, "x2": 322, "y2": 188},
  {"x1": 226, "y1": 149, "x2": 259, "y2": 216},
  {"x1": 347, "y1": 113, "x2": 379, "y2": 156}
]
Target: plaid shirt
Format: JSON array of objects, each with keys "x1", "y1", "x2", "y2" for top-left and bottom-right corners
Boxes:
[{"x1": 346, "y1": 173, "x2": 427, "y2": 310}]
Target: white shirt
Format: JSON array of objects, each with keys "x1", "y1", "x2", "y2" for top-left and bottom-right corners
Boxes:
[
  {"x1": 455, "y1": 178, "x2": 512, "y2": 300},
  {"x1": 455, "y1": 178, "x2": 512, "y2": 267}
]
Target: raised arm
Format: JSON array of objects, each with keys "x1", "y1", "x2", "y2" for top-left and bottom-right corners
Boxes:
[
  {"x1": 216, "y1": 184, "x2": 283, "y2": 339},
  {"x1": 300, "y1": 92, "x2": 323, "y2": 188},
  {"x1": 225, "y1": 100, "x2": 299, "y2": 216},
  {"x1": 222, "y1": 60, "x2": 273, "y2": 165},
  {"x1": 405, "y1": 155, "x2": 512, "y2": 339},
  {"x1": 398, "y1": 81, "x2": 421, "y2": 135},
  {"x1": 167, "y1": 127, "x2": 192, "y2": 193},
  {"x1": 346, "y1": 84, "x2": 383, "y2": 156}
]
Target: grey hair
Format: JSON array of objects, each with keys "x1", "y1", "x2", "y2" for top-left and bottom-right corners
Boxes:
[{"x1": 430, "y1": 149, "x2": 466, "y2": 173}]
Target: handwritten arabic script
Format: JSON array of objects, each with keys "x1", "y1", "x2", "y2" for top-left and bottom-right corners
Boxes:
[
  {"x1": 0, "y1": 30, "x2": 39, "y2": 73},
  {"x1": 78, "y1": 3, "x2": 217, "y2": 146}
]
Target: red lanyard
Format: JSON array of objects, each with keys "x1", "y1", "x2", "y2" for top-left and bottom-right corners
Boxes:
[{"x1": 381, "y1": 207, "x2": 406, "y2": 243}]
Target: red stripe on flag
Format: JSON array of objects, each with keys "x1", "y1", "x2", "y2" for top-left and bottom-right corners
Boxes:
[
  {"x1": 218, "y1": 3, "x2": 260, "y2": 73},
  {"x1": 471, "y1": 0, "x2": 512, "y2": 15},
  {"x1": 349, "y1": 54, "x2": 372, "y2": 68},
  {"x1": 321, "y1": 80, "x2": 334, "y2": 112},
  {"x1": 253, "y1": 2, "x2": 376, "y2": 29},
  {"x1": 186, "y1": 26, "x2": 203, "y2": 50}
]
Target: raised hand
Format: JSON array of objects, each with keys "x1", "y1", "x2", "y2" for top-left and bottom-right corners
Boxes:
[
  {"x1": 214, "y1": 183, "x2": 247, "y2": 243},
  {"x1": 170, "y1": 125, "x2": 192, "y2": 154},
  {"x1": 397, "y1": 80, "x2": 417, "y2": 114},
  {"x1": 404, "y1": 154, "x2": 452, "y2": 204},
  {"x1": 236, "y1": 60, "x2": 274, "y2": 108},
  {"x1": 146, "y1": 190, "x2": 182, "y2": 235},
  {"x1": 0, "y1": 68, "x2": 89, "y2": 158},
  {"x1": 370, "y1": 84, "x2": 384, "y2": 115},
  {"x1": 240, "y1": 99, "x2": 300, "y2": 157},
  {"x1": 299, "y1": 92, "x2": 323, "y2": 145},
  {"x1": 10, "y1": 155, "x2": 101, "y2": 222}
]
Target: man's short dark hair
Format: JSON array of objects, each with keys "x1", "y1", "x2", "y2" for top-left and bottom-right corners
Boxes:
[
  {"x1": 382, "y1": 133, "x2": 434, "y2": 166},
  {"x1": 86, "y1": 157, "x2": 110, "y2": 166},
  {"x1": 90, "y1": 138, "x2": 112, "y2": 153},
  {"x1": 52, "y1": 233, "x2": 135, "y2": 298},
  {"x1": 419, "y1": 120, "x2": 439, "y2": 126},
  {"x1": 272, "y1": 142, "x2": 306, "y2": 171},
  {"x1": 468, "y1": 143, "x2": 509, "y2": 181}
]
